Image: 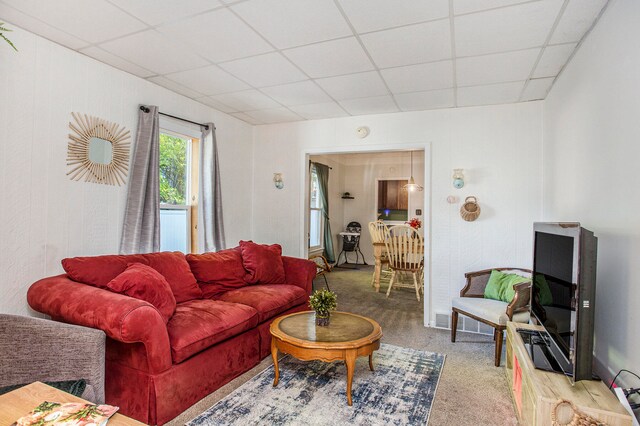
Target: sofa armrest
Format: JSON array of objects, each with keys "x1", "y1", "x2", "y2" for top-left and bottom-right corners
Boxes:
[
  {"x1": 28, "y1": 275, "x2": 172, "y2": 374},
  {"x1": 282, "y1": 256, "x2": 316, "y2": 295},
  {"x1": 0, "y1": 314, "x2": 106, "y2": 403}
]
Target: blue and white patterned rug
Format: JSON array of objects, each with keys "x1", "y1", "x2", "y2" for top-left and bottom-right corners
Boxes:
[{"x1": 188, "y1": 344, "x2": 445, "y2": 426}]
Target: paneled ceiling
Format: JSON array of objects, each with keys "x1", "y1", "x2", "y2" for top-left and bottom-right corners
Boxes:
[{"x1": 0, "y1": 0, "x2": 608, "y2": 125}]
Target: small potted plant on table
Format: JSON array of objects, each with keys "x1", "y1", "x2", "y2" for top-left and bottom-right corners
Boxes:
[{"x1": 308, "y1": 289, "x2": 337, "y2": 326}]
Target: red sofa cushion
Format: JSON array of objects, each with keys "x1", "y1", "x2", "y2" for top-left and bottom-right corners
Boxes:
[
  {"x1": 106, "y1": 263, "x2": 176, "y2": 323},
  {"x1": 166, "y1": 299, "x2": 258, "y2": 364},
  {"x1": 186, "y1": 249, "x2": 247, "y2": 298},
  {"x1": 62, "y1": 252, "x2": 202, "y2": 303},
  {"x1": 216, "y1": 284, "x2": 307, "y2": 323},
  {"x1": 239, "y1": 241, "x2": 285, "y2": 284},
  {"x1": 62, "y1": 254, "x2": 149, "y2": 289},
  {"x1": 142, "y1": 252, "x2": 202, "y2": 303}
]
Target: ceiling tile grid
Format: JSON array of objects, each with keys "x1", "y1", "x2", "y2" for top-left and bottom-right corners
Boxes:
[{"x1": 0, "y1": 0, "x2": 610, "y2": 124}]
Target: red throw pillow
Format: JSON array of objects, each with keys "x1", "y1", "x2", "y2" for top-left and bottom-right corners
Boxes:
[
  {"x1": 62, "y1": 254, "x2": 150, "y2": 289},
  {"x1": 142, "y1": 252, "x2": 202, "y2": 303},
  {"x1": 106, "y1": 263, "x2": 176, "y2": 323},
  {"x1": 187, "y1": 249, "x2": 247, "y2": 298},
  {"x1": 239, "y1": 241, "x2": 285, "y2": 284}
]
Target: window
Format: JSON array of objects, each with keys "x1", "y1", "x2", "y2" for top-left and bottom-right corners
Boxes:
[
  {"x1": 159, "y1": 129, "x2": 199, "y2": 253},
  {"x1": 309, "y1": 165, "x2": 323, "y2": 251}
]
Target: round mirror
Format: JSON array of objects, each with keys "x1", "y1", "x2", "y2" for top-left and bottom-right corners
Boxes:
[{"x1": 88, "y1": 137, "x2": 113, "y2": 164}]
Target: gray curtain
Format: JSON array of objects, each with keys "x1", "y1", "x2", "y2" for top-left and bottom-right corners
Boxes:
[
  {"x1": 313, "y1": 162, "x2": 335, "y2": 263},
  {"x1": 198, "y1": 123, "x2": 225, "y2": 252},
  {"x1": 119, "y1": 105, "x2": 160, "y2": 254}
]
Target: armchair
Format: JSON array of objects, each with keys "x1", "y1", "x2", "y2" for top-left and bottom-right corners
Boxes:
[
  {"x1": 450, "y1": 268, "x2": 532, "y2": 367},
  {"x1": 0, "y1": 314, "x2": 106, "y2": 402}
]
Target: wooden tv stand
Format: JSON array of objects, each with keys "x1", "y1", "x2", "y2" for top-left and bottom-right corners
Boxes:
[{"x1": 505, "y1": 322, "x2": 632, "y2": 425}]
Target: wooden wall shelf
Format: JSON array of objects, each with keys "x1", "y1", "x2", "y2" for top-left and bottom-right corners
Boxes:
[{"x1": 505, "y1": 322, "x2": 632, "y2": 425}]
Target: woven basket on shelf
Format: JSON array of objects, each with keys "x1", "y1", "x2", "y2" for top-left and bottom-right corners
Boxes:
[{"x1": 460, "y1": 196, "x2": 481, "y2": 222}]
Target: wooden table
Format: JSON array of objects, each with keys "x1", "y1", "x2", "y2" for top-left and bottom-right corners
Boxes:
[
  {"x1": 270, "y1": 311, "x2": 382, "y2": 406},
  {"x1": 0, "y1": 382, "x2": 143, "y2": 425},
  {"x1": 372, "y1": 241, "x2": 424, "y2": 292}
]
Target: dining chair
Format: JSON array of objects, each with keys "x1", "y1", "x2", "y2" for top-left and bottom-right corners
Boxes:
[
  {"x1": 383, "y1": 225, "x2": 424, "y2": 301},
  {"x1": 368, "y1": 221, "x2": 391, "y2": 288}
]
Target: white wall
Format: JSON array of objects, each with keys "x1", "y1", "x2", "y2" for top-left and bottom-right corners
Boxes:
[
  {"x1": 252, "y1": 102, "x2": 543, "y2": 324},
  {"x1": 543, "y1": 0, "x2": 640, "y2": 381},
  {"x1": 0, "y1": 25, "x2": 254, "y2": 316}
]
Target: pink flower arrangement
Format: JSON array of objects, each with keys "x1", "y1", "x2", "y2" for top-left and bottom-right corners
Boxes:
[{"x1": 406, "y1": 217, "x2": 422, "y2": 229}]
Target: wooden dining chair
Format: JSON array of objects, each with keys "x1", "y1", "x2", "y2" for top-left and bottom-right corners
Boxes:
[
  {"x1": 368, "y1": 221, "x2": 391, "y2": 288},
  {"x1": 384, "y1": 225, "x2": 424, "y2": 301}
]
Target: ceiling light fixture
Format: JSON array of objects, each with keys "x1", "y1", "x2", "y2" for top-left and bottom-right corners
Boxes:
[{"x1": 403, "y1": 151, "x2": 423, "y2": 192}]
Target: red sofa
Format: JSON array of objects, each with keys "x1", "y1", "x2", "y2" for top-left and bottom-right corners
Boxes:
[{"x1": 27, "y1": 244, "x2": 316, "y2": 425}]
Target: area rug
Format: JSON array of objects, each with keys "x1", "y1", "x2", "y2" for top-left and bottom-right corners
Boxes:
[{"x1": 187, "y1": 343, "x2": 445, "y2": 426}]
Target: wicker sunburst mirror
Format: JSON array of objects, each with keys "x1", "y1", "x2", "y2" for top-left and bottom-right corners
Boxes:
[{"x1": 67, "y1": 112, "x2": 131, "y2": 186}]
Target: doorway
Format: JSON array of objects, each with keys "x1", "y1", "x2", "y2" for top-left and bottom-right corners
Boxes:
[{"x1": 302, "y1": 147, "x2": 430, "y2": 326}]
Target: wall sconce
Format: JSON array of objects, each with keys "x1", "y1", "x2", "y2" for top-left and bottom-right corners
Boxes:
[
  {"x1": 273, "y1": 173, "x2": 284, "y2": 189},
  {"x1": 452, "y1": 169, "x2": 464, "y2": 189}
]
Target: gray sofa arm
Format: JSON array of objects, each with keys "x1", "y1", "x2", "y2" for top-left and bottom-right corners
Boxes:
[{"x1": 0, "y1": 314, "x2": 106, "y2": 403}]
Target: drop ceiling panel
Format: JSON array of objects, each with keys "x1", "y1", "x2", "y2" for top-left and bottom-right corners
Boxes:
[
  {"x1": 381, "y1": 61, "x2": 454, "y2": 94},
  {"x1": 219, "y1": 53, "x2": 307, "y2": 88},
  {"x1": 148, "y1": 76, "x2": 206, "y2": 99},
  {"x1": 2, "y1": 0, "x2": 146, "y2": 44},
  {"x1": 550, "y1": 0, "x2": 608, "y2": 44},
  {"x1": 316, "y1": 71, "x2": 389, "y2": 100},
  {"x1": 338, "y1": 0, "x2": 449, "y2": 33},
  {"x1": 283, "y1": 37, "x2": 374, "y2": 78},
  {"x1": 521, "y1": 77, "x2": 555, "y2": 101},
  {"x1": 231, "y1": 0, "x2": 351, "y2": 49},
  {"x1": 196, "y1": 96, "x2": 239, "y2": 113},
  {"x1": 395, "y1": 89, "x2": 455, "y2": 111},
  {"x1": 80, "y1": 46, "x2": 156, "y2": 78},
  {"x1": 230, "y1": 112, "x2": 264, "y2": 125},
  {"x1": 457, "y1": 81, "x2": 524, "y2": 107},
  {"x1": 361, "y1": 19, "x2": 451, "y2": 69},
  {"x1": 455, "y1": 0, "x2": 563, "y2": 57},
  {"x1": 164, "y1": 65, "x2": 250, "y2": 96},
  {"x1": 108, "y1": 0, "x2": 223, "y2": 26},
  {"x1": 157, "y1": 8, "x2": 273, "y2": 63},
  {"x1": 0, "y1": 2, "x2": 90, "y2": 49},
  {"x1": 100, "y1": 30, "x2": 208, "y2": 75},
  {"x1": 533, "y1": 43, "x2": 577, "y2": 78},
  {"x1": 457, "y1": 48, "x2": 540, "y2": 87},
  {"x1": 211, "y1": 89, "x2": 282, "y2": 111},
  {"x1": 244, "y1": 107, "x2": 304, "y2": 124},
  {"x1": 339, "y1": 95, "x2": 399, "y2": 115},
  {"x1": 289, "y1": 102, "x2": 349, "y2": 120},
  {"x1": 261, "y1": 81, "x2": 332, "y2": 106},
  {"x1": 453, "y1": 0, "x2": 532, "y2": 15}
]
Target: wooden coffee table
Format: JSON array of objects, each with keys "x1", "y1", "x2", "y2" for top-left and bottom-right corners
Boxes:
[
  {"x1": 270, "y1": 311, "x2": 382, "y2": 406},
  {"x1": 0, "y1": 382, "x2": 143, "y2": 425}
]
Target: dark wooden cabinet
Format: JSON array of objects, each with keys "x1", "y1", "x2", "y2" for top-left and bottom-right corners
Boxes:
[{"x1": 378, "y1": 180, "x2": 408, "y2": 210}]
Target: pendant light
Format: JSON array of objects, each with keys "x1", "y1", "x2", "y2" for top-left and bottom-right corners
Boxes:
[{"x1": 403, "y1": 151, "x2": 423, "y2": 192}]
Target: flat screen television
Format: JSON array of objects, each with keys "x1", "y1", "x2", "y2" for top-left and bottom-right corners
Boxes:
[{"x1": 529, "y1": 222, "x2": 598, "y2": 383}]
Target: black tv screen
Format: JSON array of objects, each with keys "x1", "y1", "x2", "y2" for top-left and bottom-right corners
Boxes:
[
  {"x1": 531, "y1": 231, "x2": 575, "y2": 367},
  {"x1": 530, "y1": 223, "x2": 597, "y2": 383}
]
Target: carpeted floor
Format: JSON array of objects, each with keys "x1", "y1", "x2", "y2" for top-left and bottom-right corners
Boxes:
[{"x1": 168, "y1": 266, "x2": 517, "y2": 426}]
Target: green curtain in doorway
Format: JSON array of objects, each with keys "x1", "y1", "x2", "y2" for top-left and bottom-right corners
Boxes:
[{"x1": 312, "y1": 162, "x2": 335, "y2": 263}]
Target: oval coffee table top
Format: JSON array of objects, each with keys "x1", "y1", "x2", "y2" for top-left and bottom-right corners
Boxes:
[{"x1": 270, "y1": 311, "x2": 382, "y2": 349}]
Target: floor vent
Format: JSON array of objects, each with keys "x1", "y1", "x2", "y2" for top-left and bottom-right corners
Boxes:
[
  {"x1": 433, "y1": 312, "x2": 492, "y2": 336},
  {"x1": 435, "y1": 313, "x2": 449, "y2": 329}
]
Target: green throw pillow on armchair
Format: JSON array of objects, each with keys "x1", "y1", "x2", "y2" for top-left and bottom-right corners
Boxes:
[
  {"x1": 500, "y1": 274, "x2": 531, "y2": 303},
  {"x1": 483, "y1": 270, "x2": 508, "y2": 301}
]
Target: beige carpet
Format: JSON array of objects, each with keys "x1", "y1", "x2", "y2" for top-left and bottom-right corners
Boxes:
[{"x1": 168, "y1": 266, "x2": 517, "y2": 426}]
